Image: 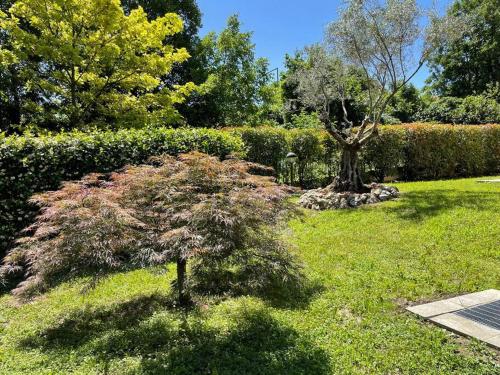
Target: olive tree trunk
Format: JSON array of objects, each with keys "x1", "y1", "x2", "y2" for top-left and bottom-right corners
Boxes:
[{"x1": 332, "y1": 145, "x2": 368, "y2": 193}]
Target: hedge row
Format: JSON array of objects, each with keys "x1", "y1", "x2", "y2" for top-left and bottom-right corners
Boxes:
[
  {"x1": 0, "y1": 128, "x2": 244, "y2": 256},
  {"x1": 230, "y1": 124, "x2": 500, "y2": 185},
  {"x1": 1, "y1": 124, "x2": 499, "y2": 258}
]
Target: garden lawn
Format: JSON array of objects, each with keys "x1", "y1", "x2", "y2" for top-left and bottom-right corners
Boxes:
[{"x1": 0, "y1": 177, "x2": 499, "y2": 374}]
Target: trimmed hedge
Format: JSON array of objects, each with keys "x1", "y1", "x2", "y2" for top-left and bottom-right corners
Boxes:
[
  {"x1": 0, "y1": 128, "x2": 244, "y2": 256},
  {"x1": 232, "y1": 124, "x2": 500, "y2": 185},
  {"x1": 1, "y1": 124, "x2": 499, "y2": 258}
]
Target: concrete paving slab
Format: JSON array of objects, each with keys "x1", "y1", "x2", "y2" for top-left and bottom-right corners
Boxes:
[
  {"x1": 407, "y1": 300, "x2": 464, "y2": 318},
  {"x1": 484, "y1": 335, "x2": 500, "y2": 348},
  {"x1": 477, "y1": 179, "x2": 500, "y2": 183},
  {"x1": 430, "y1": 313, "x2": 500, "y2": 345},
  {"x1": 407, "y1": 289, "x2": 500, "y2": 349},
  {"x1": 448, "y1": 289, "x2": 500, "y2": 308}
]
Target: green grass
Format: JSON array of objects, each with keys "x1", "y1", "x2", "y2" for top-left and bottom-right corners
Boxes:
[{"x1": 1, "y1": 177, "x2": 499, "y2": 374}]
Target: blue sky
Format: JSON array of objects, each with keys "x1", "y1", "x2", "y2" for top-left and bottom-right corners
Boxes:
[{"x1": 197, "y1": 0, "x2": 453, "y2": 88}]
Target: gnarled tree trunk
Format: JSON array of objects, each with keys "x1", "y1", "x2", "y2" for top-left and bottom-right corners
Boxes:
[{"x1": 332, "y1": 144, "x2": 368, "y2": 193}]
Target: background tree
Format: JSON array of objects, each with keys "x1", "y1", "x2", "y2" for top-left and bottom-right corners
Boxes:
[
  {"x1": 427, "y1": 0, "x2": 499, "y2": 97},
  {"x1": 386, "y1": 83, "x2": 423, "y2": 123},
  {"x1": 122, "y1": 0, "x2": 209, "y2": 126},
  {"x1": 0, "y1": 0, "x2": 22, "y2": 132},
  {"x1": 293, "y1": 0, "x2": 463, "y2": 192},
  {"x1": 0, "y1": 153, "x2": 298, "y2": 305},
  {"x1": 0, "y1": 0, "x2": 195, "y2": 130},
  {"x1": 198, "y1": 15, "x2": 273, "y2": 126}
]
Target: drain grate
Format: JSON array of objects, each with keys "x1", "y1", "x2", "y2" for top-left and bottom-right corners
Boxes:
[{"x1": 455, "y1": 300, "x2": 500, "y2": 331}]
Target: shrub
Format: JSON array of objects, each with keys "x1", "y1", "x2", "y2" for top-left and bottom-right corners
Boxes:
[
  {"x1": 0, "y1": 128, "x2": 244, "y2": 259},
  {"x1": 453, "y1": 96, "x2": 500, "y2": 124},
  {"x1": 403, "y1": 125, "x2": 459, "y2": 180},
  {"x1": 285, "y1": 112, "x2": 324, "y2": 130},
  {"x1": 402, "y1": 124, "x2": 499, "y2": 180},
  {"x1": 417, "y1": 95, "x2": 500, "y2": 124},
  {"x1": 417, "y1": 97, "x2": 461, "y2": 124},
  {"x1": 0, "y1": 153, "x2": 300, "y2": 304},
  {"x1": 233, "y1": 127, "x2": 289, "y2": 174},
  {"x1": 361, "y1": 127, "x2": 406, "y2": 181},
  {"x1": 289, "y1": 129, "x2": 324, "y2": 187},
  {"x1": 232, "y1": 125, "x2": 499, "y2": 184}
]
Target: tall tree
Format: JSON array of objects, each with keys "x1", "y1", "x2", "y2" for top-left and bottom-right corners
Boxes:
[
  {"x1": 387, "y1": 83, "x2": 422, "y2": 123},
  {"x1": 121, "y1": 0, "x2": 204, "y2": 88},
  {"x1": 427, "y1": 0, "x2": 500, "y2": 97},
  {"x1": 0, "y1": 0, "x2": 21, "y2": 132},
  {"x1": 0, "y1": 0, "x2": 195, "y2": 130},
  {"x1": 199, "y1": 15, "x2": 272, "y2": 126},
  {"x1": 293, "y1": 0, "x2": 463, "y2": 192}
]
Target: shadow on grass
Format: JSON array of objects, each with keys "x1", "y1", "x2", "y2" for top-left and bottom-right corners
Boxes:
[
  {"x1": 387, "y1": 189, "x2": 499, "y2": 221},
  {"x1": 190, "y1": 269, "x2": 325, "y2": 310},
  {"x1": 21, "y1": 294, "x2": 330, "y2": 374}
]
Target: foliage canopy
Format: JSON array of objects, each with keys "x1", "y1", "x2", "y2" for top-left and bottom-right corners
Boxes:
[
  {"x1": 427, "y1": 0, "x2": 500, "y2": 97},
  {"x1": 0, "y1": 0, "x2": 195, "y2": 130},
  {"x1": 0, "y1": 152, "x2": 298, "y2": 305}
]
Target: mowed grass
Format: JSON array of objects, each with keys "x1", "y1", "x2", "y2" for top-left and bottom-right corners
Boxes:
[{"x1": 0, "y1": 177, "x2": 499, "y2": 374}]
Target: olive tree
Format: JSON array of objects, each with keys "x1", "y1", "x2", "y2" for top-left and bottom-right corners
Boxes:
[{"x1": 293, "y1": 0, "x2": 464, "y2": 192}]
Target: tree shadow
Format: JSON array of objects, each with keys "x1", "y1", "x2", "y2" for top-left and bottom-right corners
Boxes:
[
  {"x1": 387, "y1": 189, "x2": 499, "y2": 222},
  {"x1": 189, "y1": 265, "x2": 325, "y2": 310},
  {"x1": 20, "y1": 294, "x2": 331, "y2": 374}
]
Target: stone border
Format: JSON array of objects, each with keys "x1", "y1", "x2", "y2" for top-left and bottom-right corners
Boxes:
[
  {"x1": 299, "y1": 183, "x2": 399, "y2": 210},
  {"x1": 407, "y1": 290, "x2": 500, "y2": 349}
]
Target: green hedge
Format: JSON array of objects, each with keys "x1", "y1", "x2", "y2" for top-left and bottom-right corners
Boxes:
[
  {"x1": 1, "y1": 124, "x2": 499, "y2": 259},
  {"x1": 0, "y1": 128, "x2": 244, "y2": 257},
  {"x1": 231, "y1": 124, "x2": 500, "y2": 185}
]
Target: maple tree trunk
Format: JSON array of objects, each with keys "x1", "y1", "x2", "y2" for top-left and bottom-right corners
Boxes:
[
  {"x1": 176, "y1": 258, "x2": 190, "y2": 306},
  {"x1": 332, "y1": 145, "x2": 367, "y2": 193}
]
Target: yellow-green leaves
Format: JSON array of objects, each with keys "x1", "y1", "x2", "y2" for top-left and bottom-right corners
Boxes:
[{"x1": 2, "y1": 0, "x2": 196, "y2": 128}]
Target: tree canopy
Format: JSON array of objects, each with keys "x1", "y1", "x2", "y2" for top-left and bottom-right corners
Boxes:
[
  {"x1": 427, "y1": 0, "x2": 500, "y2": 97},
  {"x1": 0, "y1": 0, "x2": 195, "y2": 130},
  {"x1": 198, "y1": 15, "x2": 273, "y2": 126},
  {"x1": 1, "y1": 152, "x2": 298, "y2": 305}
]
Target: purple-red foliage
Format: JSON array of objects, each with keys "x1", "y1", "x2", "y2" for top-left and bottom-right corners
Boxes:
[{"x1": 1, "y1": 152, "x2": 298, "y2": 300}]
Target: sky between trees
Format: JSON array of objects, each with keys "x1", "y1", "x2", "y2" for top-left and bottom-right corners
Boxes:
[{"x1": 197, "y1": 0, "x2": 453, "y2": 88}]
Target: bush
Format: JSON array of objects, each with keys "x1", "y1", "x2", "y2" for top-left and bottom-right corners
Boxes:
[
  {"x1": 0, "y1": 128, "x2": 244, "y2": 259},
  {"x1": 233, "y1": 125, "x2": 500, "y2": 184},
  {"x1": 233, "y1": 127, "x2": 289, "y2": 174},
  {"x1": 417, "y1": 97, "x2": 463, "y2": 124},
  {"x1": 403, "y1": 124, "x2": 500, "y2": 180},
  {"x1": 417, "y1": 95, "x2": 500, "y2": 124},
  {"x1": 289, "y1": 129, "x2": 324, "y2": 186},
  {"x1": 361, "y1": 127, "x2": 406, "y2": 181},
  {"x1": 403, "y1": 125, "x2": 459, "y2": 180},
  {"x1": 453, "y1": 96, "x2": 500, "y2": 124},
  {"x1": 284, "y1": 112, "x2": 324, "y2": 130},
  {"x1": 0, "y1": 153, "x2": 299, "y2": 303}
]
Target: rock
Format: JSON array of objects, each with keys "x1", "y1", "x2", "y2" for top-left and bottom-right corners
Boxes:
[
  {"x1": 298, "y1": 183, "x2": 398, "y2": 211},
  {"x1": 339, "y1": 198, "x2": 350, "y2": 209},
  {"x1": 360, "y1": 193, "x2": 370, "y2": 203},
  {"x1": 379, "y1": 192, "x2": 391, "y2": 201}
]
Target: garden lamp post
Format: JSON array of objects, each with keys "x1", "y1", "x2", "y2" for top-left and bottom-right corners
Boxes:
[{"x1": 286, "y1": 152, "x2": 298, "y2": 186}]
